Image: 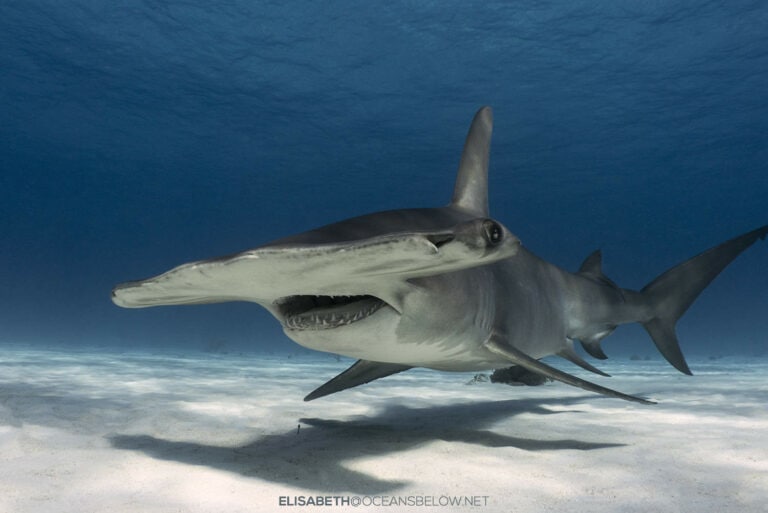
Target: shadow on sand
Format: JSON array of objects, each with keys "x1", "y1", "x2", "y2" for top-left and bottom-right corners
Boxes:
[{"x1": 109, "y1": 397, "x2": 625, "y2": 493}]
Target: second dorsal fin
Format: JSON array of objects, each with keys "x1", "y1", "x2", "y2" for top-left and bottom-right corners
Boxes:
[
  {"x1": 579, "y1": 249, "x2": 625, "y2": 301},
  {"x1": 579, "y1": 249, "x2": 603, "y2": 276}
]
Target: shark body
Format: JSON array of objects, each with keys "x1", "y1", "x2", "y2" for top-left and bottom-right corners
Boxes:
[{"x1": 113, "y1": 107, "x2": 766, "y2": 404}]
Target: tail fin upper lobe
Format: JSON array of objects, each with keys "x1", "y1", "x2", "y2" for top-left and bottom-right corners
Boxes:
[{"x1": 641, "y1": 225, "x2": 767, "y2": 374}]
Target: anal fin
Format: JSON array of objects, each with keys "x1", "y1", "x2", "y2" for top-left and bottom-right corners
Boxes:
[
  {"x1": 484, "y1": 335, "x2": 654, "y2": 405},
  {"x1": 579, "y1": 329, "x2": 614, "y2": 360},
  {"x1": 304, "y1": 359, "x2": 412, "y2": 401}
]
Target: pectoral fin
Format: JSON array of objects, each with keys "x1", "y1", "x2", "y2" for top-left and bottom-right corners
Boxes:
[
  {"x1": 484, "y1": 335, "x2": 654, "y2": 405},
  {"x1": 304, "y1": 359, "x2": 412, "y2": 401}
]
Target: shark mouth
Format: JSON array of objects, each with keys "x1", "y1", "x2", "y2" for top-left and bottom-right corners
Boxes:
[{"x1": 277, "y1": 295, "x2": 387, "y2": 330}]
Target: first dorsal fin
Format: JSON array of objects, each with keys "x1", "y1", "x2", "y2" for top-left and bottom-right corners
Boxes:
[{"x1": 451, "y1": 106, "x2": 493, "y2": 216}]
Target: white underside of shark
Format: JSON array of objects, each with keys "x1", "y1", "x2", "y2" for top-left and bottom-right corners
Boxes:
[{"x1": 113, "y1": 107, "x2": 766, "y2": 404}]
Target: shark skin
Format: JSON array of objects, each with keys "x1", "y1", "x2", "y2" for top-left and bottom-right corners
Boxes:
[{"x1": 112, "y1": 107, "x2": 767, "y2": 404}]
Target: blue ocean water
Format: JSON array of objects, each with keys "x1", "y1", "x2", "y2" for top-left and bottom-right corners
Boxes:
[{"x1": 1, "y1": 1, "x2": 767, "y2": 358}]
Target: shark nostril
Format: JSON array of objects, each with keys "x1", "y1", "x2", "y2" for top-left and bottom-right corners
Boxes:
[{"x1": 428, "y1": 234, "x2": 454, "y2": 248}]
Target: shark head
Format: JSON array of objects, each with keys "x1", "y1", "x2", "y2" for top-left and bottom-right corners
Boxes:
[
  {"x1": 265, "y1": 214, "x2": 519, "y2": 352},
  {"x1": 112, "y1": 107, "x2": 520, "y2": 358}
]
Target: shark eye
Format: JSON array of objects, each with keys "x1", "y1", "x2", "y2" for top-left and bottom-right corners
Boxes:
[{"x1": 483, "y1": 220, "x2": 503, "y2": 245}]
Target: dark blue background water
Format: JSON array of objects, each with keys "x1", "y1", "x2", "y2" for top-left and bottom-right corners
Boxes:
[{"x1": 2, "y1": 1, "x2": 766, "y2": 359}]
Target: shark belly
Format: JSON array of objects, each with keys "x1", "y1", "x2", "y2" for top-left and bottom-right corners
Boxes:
[
  {"x1": 284, "y1": 268, "x2": 510, "y2": 370},
  {"x1": 285, "y1": 255, "x2": 573, "y2": 371}
]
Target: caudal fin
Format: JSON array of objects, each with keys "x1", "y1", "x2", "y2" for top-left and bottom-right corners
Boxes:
[{"x1": 641, "y1": 225, "x2": 767, "y2": 374}]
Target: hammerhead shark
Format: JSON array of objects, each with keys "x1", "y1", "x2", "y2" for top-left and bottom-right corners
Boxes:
[{"x1": 112, "y1": 107, "x2": 766, "y2": 404}]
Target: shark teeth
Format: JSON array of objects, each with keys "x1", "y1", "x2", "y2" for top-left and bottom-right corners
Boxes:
[{"x1": 279, "y1": 295, "x2": 386, "y2": 331}]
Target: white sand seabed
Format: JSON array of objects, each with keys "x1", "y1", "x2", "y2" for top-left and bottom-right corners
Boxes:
[{"x1": 0, "y1": 346, "x2": 766, "y2": 513}]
